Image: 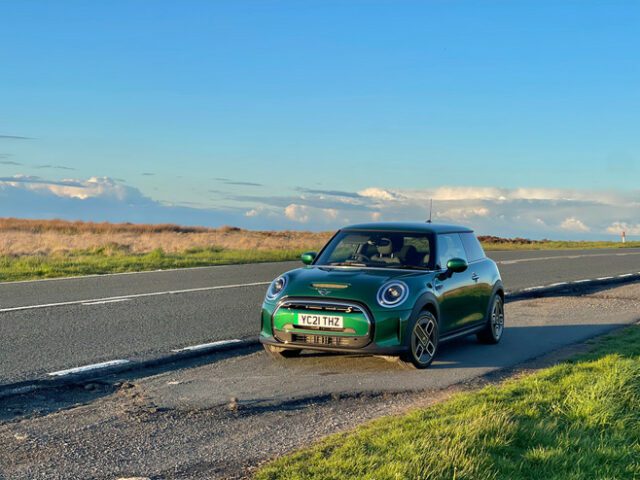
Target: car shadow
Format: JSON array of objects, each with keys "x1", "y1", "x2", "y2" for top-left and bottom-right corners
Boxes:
[
  {"x1": 430, "y1": 322, "x2": 628, "y2": 370},
  {"x1": 285, "y1": 322, "x2": 629, "y2": 372}
]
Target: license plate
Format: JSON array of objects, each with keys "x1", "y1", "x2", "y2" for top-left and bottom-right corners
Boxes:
[{"x1": 297, "y1": 313, "x2": 344, "y2": 329}]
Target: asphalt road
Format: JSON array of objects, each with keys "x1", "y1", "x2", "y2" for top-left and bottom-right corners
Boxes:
[
  {"x1": 1, "y1": 248, "x2": 640, "y2": 385},
  {"x1": 2, "y1": 284, "x2": 639, "y2": 479}
]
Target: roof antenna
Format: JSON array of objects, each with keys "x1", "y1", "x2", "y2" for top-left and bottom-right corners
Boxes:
[{"x1": 426, "y1": 198, "x2": 433, "y2": 223}]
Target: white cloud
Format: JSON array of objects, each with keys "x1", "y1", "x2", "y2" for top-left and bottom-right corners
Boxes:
[
  {"x1": 606, "y1": 222, "x2": 640, "y2": 236},
  {"x1": 323, "y1": 208, "x2": 339, "y2": 220},
  {"x1": 284, "y1": 204, "x2": 342, "y2": 224},
  {"x1": 284, "y1": 204, "x2": 310, "y2": 223},
  {"x1": 0, "y1": 174, "x2": 244, "y2": 227},
  {"x1": 0, "y1": 175, "x2": 146, "y2": 202},
  {"x1": 375, "y1": 186, "x2": 636, "y2": 205},
  {"x1": 560, "y1": 217, "x2": 590, "y2": 232},
  {"x1": 358, "y1": 187, "x2": 400, "y2": 201},
  {"x1": 438, "y1": 207, "x2": 490, "y2": 220}
]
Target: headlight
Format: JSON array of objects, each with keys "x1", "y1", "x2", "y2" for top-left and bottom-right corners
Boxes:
[
  {"x1": 377, "y1": 281, "x2": 409, "y2": 308},
  {"x1": 266, "y1": 275, "x2": 287, "y2": 301}
]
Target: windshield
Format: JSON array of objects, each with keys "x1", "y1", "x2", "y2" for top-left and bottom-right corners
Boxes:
[{"x1": 315, "y1": 230, "x2": 434, "y2": 270}]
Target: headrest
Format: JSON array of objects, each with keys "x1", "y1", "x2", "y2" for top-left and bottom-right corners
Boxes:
[
  {"x1": 376, "y1": 238, "x2": 393, "y2": 255},
  {"x1": 399, "y1": 245, "x2": 420, "y2": 265}
]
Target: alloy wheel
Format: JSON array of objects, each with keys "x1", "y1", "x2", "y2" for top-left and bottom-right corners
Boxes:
[
  {"x1": 491, "y1": 298, "x2": 504, "y2": 340},
  {"x1": 411, "y1": 315, "x2": 438, "y2": 366}
]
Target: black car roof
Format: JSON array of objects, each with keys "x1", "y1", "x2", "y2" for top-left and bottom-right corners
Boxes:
[{"x1": 341, "y1": 221, "x2": 474, "y2": 234}]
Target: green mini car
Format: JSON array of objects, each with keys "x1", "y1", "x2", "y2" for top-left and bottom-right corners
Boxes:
[{"x1": 260, "y1": 222, "x2": 505, "y2": 368}]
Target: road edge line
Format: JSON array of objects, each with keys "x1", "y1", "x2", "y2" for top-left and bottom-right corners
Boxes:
[{"x1": 0, "y1": 337, "x2": 259, "y2": 400}]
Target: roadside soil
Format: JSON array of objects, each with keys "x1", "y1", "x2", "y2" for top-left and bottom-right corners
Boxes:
[{"x1": 1, "y1": 283, "x2": 639, "y2": 480}]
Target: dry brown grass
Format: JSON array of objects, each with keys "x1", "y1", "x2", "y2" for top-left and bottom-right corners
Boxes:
[
  {"x1": 0, "y1": 218, "x2": 332, "y2": 256},
  {"x1": 0, "y1": 218, "x2": 634, "y2": 257}
]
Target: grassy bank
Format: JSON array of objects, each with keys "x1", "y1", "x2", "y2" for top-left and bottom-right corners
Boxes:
[
  {"x1": 255, "y1": 325, "x2": 640, "y2": 480},
  {"x1": 2, "y1": 239, "x2": 640, "y2": 282},
  {"x1": 0, "y1": 246, "x2": 305, "y2": 282}
]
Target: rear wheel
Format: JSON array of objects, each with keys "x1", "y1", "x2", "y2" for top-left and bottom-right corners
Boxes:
[
  {"x1": 263, "y1": 343, "x2": 302, "y2": 359},
  {"x1": 398, "y1": 312, "x2": 439, "y2": 369},
  {"x1": 477, "y1": 295, "x2": 504, "y2": 344}
]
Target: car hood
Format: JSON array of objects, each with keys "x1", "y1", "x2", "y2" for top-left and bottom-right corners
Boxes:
[{"x1": 275, "y1": 265, "x2": 433, "y2": 308}]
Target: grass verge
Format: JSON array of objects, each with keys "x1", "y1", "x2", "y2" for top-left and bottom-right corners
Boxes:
[
  {"x1": 1, "y1": 239, "x2": 639, "y2": 282},
  {"x1": 255, "y1": 325, "x2": 640, "y2": 480},
  {"x1": 0, "y1": 246, "x2": 305, "y2": 282}
]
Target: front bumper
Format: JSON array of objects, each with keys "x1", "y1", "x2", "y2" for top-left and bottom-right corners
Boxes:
[
  {"x1": 260, "y1": 334, "x2": 409, "y2": 355},
  {"x1": 261, "y1": 296, "x2": 413, "y2": 354}
]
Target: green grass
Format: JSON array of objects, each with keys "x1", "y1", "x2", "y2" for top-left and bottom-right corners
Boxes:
[
  {"x1": 0, "y1": 246, "x2": 305, "y2": 282},
  {"x1": 255, "y1": 325, "x2": 640, "y2": 480},
  {"x1": 1, "y1": 239, "x2": 638, "y2": 282}
]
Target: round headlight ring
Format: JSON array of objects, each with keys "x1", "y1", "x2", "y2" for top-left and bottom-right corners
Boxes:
[
  {"x1": 377, "y1": 281, "x2": 409, "y2": 308},
  {"x1": 266, "y1": 275, "x2": 287, "y2": 301}
]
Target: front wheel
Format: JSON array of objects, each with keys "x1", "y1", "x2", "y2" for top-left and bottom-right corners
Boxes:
[
  {"x1": 263, "y1": 343, "x2": 302, "y2": 359},
  {"x1": 477, "y1": 295, "x2": 505, "y2": 344},
  {"x1": 398, "y1": 312, "x2": 439, "y2": 369}
]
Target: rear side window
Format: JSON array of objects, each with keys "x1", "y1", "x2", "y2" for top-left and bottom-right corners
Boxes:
[
  {"x1": 437, "y1": 233, "x2": 467, "y2": 269},
  {"x1": 460, "y1": 232, "x2": 486, "y2": 262}
]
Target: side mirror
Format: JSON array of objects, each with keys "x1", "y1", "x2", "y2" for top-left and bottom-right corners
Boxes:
[
  {"x1": 446, "y1": 257, "x2": 468, "y2": 273},
  {"x1": 301, "y1": 251, "x2": 317, "y2": 265}
]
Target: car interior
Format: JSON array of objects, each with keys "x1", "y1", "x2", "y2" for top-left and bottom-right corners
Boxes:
[{"x1": 349, "y1": 234, "x2": 431, "y2": 268}]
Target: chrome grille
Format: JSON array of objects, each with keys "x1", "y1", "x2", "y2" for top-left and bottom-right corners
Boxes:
[{"x1": 279, "y1": 301, "x2": 363, "y2": 315}]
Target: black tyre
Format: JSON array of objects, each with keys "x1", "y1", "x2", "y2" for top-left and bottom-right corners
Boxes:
[
  {"x1": 477, "y1": 295, "x2": 505, "y2": 344},
  {"x1": 398, "y1": 311, "x2": 439, "y2": 369},
  {"x1": 263, "y1": 343, "x2": 302, "y2": 358}
]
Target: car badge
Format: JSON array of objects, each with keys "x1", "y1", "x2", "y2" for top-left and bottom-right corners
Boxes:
[{"x1": 311, "y1": 283, "x2": 350, "y2": 296}]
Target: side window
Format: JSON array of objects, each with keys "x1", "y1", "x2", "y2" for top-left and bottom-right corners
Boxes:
[
  {"x1": 460, "y1": 232, "x2": 486, "y2": 263},
  {"x1": 437, "y1": 233, "x2": 467, "y2": 269}
]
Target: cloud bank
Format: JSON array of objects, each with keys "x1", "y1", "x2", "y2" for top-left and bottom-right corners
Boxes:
[
  {"x1": 234, "y1": 185, "x2": 640, "y2": 239},
  {"x1": 0, "y1": 175, "x2": 244, "y2": 227},
  {"x1": 0, "y1": 175, "x2": 637, "y2": 238}
]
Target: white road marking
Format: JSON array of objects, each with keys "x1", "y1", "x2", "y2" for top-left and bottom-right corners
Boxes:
[
  {"x1": 171, "y1": 339, "x2": 244, "y2": 353},
  {"x1": 596, "y1": 276, "x2": 614, "y2": 280},
  {"x1": 574, "y1": 279, "x2": 592, "y2": 283},
  {"x1": 618, "y1": 273, "x2": 634, "y2": 278},
  {"x1": 0, "y1": 281, "x2": 271, "y2": 313},
  {"x1": 497, "y1": 251, "x2": 640, "y2": 265},
  {"x1": 548, "y1": 282, "x2": 568, "y2": 287},
  {"x1": 82, "y1": 298, "x2": 131, "y2": 306},
  {"x1": 0, "y1": 261, "x2": 296, "y2": 285},
  {"x1": 48, "y1": 359, "x2": 130, "y2": 377}
]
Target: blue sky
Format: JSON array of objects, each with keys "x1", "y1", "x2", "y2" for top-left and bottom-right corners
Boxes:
[{"x1": 1, "y1": 1, "x2": 639, "y2": 238}]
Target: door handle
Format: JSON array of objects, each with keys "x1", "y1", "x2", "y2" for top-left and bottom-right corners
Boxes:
[{"x1": 471, "y1": 273, "x2": 480, "y2": 282}]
